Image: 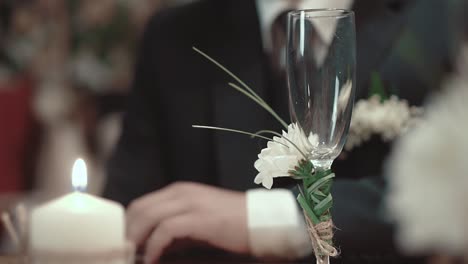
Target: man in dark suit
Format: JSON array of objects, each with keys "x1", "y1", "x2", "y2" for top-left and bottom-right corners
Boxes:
[{"x1": 103, "y1": 0, "x2": 456, "y2": 262}]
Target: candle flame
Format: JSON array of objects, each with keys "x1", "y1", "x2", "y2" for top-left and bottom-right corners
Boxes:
[{"x1": 72, "y1": 158, "x2": 87, "y2": 192}]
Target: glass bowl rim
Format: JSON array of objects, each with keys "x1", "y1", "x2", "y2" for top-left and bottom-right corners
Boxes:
[{"x1": 288, "y1": 8, "x2": 354, "y2": 19}]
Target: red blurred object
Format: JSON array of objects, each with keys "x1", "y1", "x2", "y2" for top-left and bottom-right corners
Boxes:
[{"x1": 0, "y1": 76, "x2": 37, "y2": 193}]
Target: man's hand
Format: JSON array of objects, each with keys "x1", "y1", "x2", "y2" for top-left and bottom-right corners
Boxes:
[{"x1": 126, "y1": 182, "x2": 249, "y2": 263}]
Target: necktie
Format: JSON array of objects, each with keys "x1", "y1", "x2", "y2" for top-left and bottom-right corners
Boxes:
[
  {"x1": 269, "y1": 9, "x2": 329, "y2": 129},
  {"x1": 270, "y1": 9, "x2": 290, "y2": 74}
]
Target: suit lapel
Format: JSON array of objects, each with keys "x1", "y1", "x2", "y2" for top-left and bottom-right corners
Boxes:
[{"x1": 209, "y1": 1, "x2": 274, "y2": 190}]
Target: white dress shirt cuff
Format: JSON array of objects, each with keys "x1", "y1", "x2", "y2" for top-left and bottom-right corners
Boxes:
[{"x1": 246, "y1": 188, "x2": 312, "y2": 259}]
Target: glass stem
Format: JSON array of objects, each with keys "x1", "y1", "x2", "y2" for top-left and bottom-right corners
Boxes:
[
  {"x1": 312, "y1": 159, "x2": 333, "y2": 171},
  {"x1": 313, "y1": 161, "x2": 333, "y2": 264},
  {"x1": 316, "y1": 255, "x2": 330, "y2": 264}
]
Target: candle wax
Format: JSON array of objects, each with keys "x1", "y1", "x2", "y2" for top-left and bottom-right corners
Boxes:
[{"x1": 30, "y1": 192, "x2": 125, "y2": 252}]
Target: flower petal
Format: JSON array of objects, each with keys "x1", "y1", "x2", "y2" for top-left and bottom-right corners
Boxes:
[
  {"x1": 262, "y1": 176, "x2": 274, "y2": 189},
  {"x1": 254, "y1": 173, "x2": 263, "y2": 185},
  {"x1": 272, "y1": 155, "x2": 297, "y2": 173}
]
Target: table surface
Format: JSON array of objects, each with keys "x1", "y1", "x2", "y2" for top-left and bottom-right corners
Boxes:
[
  {"x1": 0, "y1": 252, "x2": 427, "y2": 264},
  {"x1": 155, "y1": 253, "x2": 425, "y2": 264},
  {"x1": 0, "y1": 257, "x2": 426, "y2": 264}
]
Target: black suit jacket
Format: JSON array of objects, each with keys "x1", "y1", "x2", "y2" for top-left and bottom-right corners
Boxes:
[{"x1": 104, "y1": 0, "x2": 454, "y2": 259}]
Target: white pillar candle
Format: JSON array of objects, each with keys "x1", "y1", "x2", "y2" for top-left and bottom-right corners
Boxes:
[{"x1": 30, "y1": 158, "x2": 125, "y2": 252}]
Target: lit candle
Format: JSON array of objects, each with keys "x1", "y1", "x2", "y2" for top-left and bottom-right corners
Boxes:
[{"x1": 30, "y1": 158, "x2": 125, "y2": 252}]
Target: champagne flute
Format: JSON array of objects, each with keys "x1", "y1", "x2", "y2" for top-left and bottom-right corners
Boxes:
[
  {"x1": 286, "y1": 9, "x2": 356, "y2": 264},
  {"x1": 287, "y1": 9, "x2": 355, "y2": 170}
]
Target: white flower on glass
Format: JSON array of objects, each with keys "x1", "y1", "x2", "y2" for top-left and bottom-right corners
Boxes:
[
  {"x1": 387, "y1": 68, "x2": 468, "y2": 254},
  {"x1": 254, "y1": 123, "x2": 318, "y2": 189}
]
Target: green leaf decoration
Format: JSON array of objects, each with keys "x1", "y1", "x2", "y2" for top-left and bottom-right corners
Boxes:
[
  {"x1": 288, "y1": 159, "x2": 314, "y2": 179},
  {"x1": 307, "y1": 173, "x2": 335, "y2": 195},
  {"x1": 314, "y1": 194, "x2": 333, "y2": 216},
  {"x1": 298, "y1": 193, "x2": 320, "y2": 224},
  {"x1": 292, "y1": 160, "x2": 335, "y2": 226}
]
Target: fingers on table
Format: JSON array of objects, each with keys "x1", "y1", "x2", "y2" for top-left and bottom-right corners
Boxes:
[
  {"x1": 144, "y1": 213, "x2": 205, "y2": 263},
  {"x1": 126, "y1": 182, "x2": 202, "y2": 245},
  {"x1": 127, "y1": 198, "x2": 188, "y2": 245}
]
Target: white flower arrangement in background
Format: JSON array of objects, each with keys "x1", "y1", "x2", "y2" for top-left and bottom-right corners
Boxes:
[
  {"x1": 345, "y1": 93, "x2": 423, "y2": 151},
  {"x1": 386, "y1": 46, "x2": 468, "y2": 254}
]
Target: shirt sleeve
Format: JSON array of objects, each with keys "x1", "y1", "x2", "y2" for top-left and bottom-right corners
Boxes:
[{"x1": 246, "y1": 188, "x2": 312, "y2": 259}]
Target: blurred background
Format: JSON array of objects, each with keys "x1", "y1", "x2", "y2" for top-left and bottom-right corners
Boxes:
[
  {"x1": 0, "y1": 0, "x2": 467, "y2": 261},
  {"x1": 0, "y1": 0, "x2": 197, "y2": 206}
]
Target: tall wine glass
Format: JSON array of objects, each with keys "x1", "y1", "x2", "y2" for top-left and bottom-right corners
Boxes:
[
  {"x1": 287, "y1": 9, "x2": 356, "y2": 170},
  {"x1": 286, "y1": 9, "x2": 355, "y2": 264}
]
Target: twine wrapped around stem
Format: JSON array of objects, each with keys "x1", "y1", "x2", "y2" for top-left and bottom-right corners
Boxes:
[
  {"x1": 303, "y1": 210, "x2": 339, "y2": 258},
  {"x1": 291, "y1": 160, "x2": 339, "y2": 261}
]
